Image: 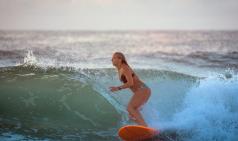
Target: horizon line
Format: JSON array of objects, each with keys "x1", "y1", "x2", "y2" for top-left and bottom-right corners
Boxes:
[{"x1": 0, "y1": 28, "x2": 238, "y2": 32}]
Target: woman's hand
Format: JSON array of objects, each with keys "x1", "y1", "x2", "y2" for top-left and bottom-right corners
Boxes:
[{"x1": 109, "y1": 86, "x2": 119, "y2": 92}]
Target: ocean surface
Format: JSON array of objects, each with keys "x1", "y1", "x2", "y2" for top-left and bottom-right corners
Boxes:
[{"x1": 0, "y1": 30, "x2": 238, "y2": 141}]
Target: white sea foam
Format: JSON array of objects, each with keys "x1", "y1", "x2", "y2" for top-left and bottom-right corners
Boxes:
[{"x1": 143, "y1": 73, "x2": 238, "y2": 141}]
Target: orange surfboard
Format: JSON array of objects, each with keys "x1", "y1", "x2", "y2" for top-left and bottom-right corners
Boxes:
[{"x1": 118, "y1": 125, "x2": 159, "y2": 141}]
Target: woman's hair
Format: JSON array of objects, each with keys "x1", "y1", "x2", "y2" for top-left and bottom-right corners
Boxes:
[{"x1": 114, "y1": 52, "x2": 128, "y2": 65}]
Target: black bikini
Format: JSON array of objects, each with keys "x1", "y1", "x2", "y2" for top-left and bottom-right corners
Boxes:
[
  {"x1": 120, "y1": 72, "x2": 135, "y2": 83},
  {"x1": 120, "y1": 72, "x2": 149, "y2": 90}
]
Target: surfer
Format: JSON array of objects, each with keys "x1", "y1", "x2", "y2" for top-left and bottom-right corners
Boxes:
[{"x1": 109, "y1": 52, "x2": 151, "y2": 127}]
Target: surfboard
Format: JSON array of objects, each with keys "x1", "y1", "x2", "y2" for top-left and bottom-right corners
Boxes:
[{"x1": 118, "y1": 125, "x2": 159, "y2": 141}]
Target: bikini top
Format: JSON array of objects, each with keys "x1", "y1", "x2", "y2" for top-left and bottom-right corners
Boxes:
[{"x1": 120, "y1": 72, "x2": 135, "y2": 83}]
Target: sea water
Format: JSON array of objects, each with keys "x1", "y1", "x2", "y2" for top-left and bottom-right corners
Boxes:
[{"x1": 0, "y1": 30, "x2": 238, "y2": 141}]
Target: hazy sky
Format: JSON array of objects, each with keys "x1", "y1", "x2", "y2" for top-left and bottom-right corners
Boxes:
[{"x1": 0, "y1": 0, "x2": 238, "y2": 30}]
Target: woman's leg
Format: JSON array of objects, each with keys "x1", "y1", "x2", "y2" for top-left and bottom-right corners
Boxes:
[{"x1": 127, "y1": 88, "x2": 151, "y2": 126}]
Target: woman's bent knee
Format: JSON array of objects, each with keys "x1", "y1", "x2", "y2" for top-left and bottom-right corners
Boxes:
[{"x1": 127, "y1": 105, "x2": 138, "y2": 113}]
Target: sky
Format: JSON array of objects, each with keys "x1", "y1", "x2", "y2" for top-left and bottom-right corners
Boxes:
[{"x1": 0, "y1": 0, "x2": 238, "y2": 30}]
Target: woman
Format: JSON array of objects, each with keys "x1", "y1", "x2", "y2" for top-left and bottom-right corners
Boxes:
[{"x1": 109, "y1": 52, "x2": 151, "y2": 127}]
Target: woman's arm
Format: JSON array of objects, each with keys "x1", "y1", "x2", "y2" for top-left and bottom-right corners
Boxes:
[{"x1": 109, "y1": 66, "x2": 134, "y2": 92}]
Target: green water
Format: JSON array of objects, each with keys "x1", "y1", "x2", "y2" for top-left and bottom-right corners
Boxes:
[{"x1": 0, "y1": 66, "x2": 122, "y2": 140}]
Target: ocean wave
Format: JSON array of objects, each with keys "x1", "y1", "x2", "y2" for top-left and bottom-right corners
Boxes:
[
  {"x1": 0, "y1": 43, "x2": 238, "y2": 74},
  {"x1": 1, "y1": 64, "x2": 238, "y2": 140},
  {"x1": 146, "y1": 72, "x2": 238, "y2": 141}
]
